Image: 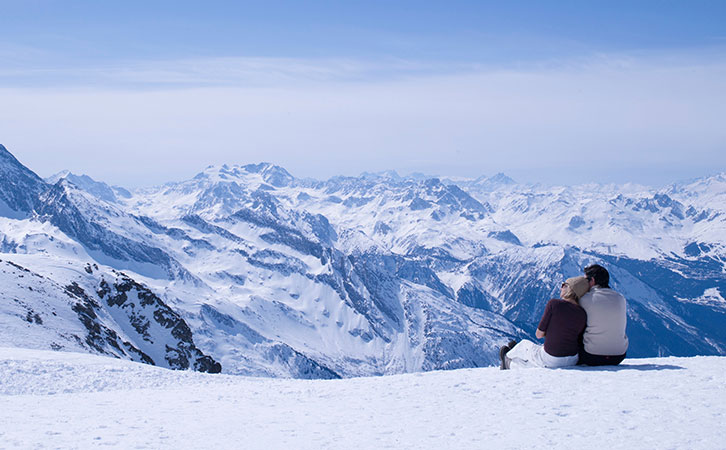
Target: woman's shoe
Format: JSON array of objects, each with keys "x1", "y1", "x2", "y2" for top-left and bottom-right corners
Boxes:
[
  {"x1": 499, "y1": 340, "x2": 518, "y2": 370},
  {"x1": 499, "y1": 345, "x2": 511, "y2": 370}
]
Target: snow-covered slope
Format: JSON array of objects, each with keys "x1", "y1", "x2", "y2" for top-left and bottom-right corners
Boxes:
[
  {"x1": 1, "y1": 143, "x2": 725, "y2": 378},
  {"x1": 1, "y1": 348, "x2": 724, "y2": 449},
  {"x1": 0, "y1": 251, "x2": 220, "y2": 373}
]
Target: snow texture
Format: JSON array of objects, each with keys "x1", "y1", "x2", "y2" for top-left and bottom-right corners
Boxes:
[{"x1": 1, "y1": 347, "x2": 725, "y2": 449}]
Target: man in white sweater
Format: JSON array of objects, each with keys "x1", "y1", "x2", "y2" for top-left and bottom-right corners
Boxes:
[{"x1": 577, "y1": 264, "x2": 628, "y2": 366}]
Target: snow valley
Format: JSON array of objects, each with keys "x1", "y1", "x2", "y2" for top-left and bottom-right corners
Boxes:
[{"x1": 1, "y1": 144, "x2": 725, "y2": 378}]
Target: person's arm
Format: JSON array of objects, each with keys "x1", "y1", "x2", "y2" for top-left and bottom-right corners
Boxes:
[{"x1": 537, "y1": 300, "x2": 553, "y2": 340}]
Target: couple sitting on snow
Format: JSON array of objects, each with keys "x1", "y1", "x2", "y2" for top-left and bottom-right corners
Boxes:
[{"x1": 500, "y1": 264, "x2": 628, "y2": 370}]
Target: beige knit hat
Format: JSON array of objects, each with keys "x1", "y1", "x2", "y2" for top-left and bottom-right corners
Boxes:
[{"x1": 565, "y1": 276, "x2": 590, "y2": 300}]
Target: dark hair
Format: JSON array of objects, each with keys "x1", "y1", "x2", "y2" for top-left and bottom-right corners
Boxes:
[{"x1": 584, "y1": 264, "x2": 610, "y2": 288}]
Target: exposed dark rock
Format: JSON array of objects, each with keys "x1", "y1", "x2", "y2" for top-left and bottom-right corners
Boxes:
[
  {"x1": 263, "y1": 343, "x2": 340, "y2": 379},
  {"x1": 182, "y1": 214, "x2": 246, "y2": 244},
  {"x1": 373, "y1": 221, "x2": 392, "y2": 235},
  {"x1": 410, "y1": 197, "x2": 432, "y2": 210},
  {"x1": 137, "y1": 215, "x2": 215, "y2": 250},
  {"x1": 65, "y1": 281, "x2": 154, "y2": 364},
  {"x1": 96, "y1": 274, "x2": 222, "y2": 373},
  {"x1": 568, "y1": 215, "x2": 586, "y2": 230},
  {"x1": 25, "y1": 311, "x2": 43, "y2": 325},
  {"x1": 488, "y1": 230, "x2": 522, "y2": 246}
]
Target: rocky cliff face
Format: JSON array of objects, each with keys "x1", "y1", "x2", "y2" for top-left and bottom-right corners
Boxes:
[{"x1": 0, "y1": 258, "x2": 220, "y2": 373}]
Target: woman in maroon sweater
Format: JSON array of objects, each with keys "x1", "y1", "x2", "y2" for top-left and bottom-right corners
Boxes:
[{"x1": 500, "y1": 276, "x2": 589, "y2": 369}]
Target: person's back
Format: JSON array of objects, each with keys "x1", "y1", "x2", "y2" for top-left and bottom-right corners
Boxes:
[
  {"x1": 578, "y1": 264, "x2": 628, "y2": 366},
  {"x1": 541, "y1": 298, "x2": 587, "y2": 357},
  {"x1": 579, "y1": 287, "x2": 628, "y2": 355}
]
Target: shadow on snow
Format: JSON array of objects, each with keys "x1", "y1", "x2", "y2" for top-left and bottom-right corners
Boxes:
[{"x1": 565, "y1": 363, "x2": 684, "y2": 372}]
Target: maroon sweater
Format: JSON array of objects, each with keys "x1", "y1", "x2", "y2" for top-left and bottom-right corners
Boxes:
[{"x1": 537, "y1": 299, "x2": 587, "y2": 357}]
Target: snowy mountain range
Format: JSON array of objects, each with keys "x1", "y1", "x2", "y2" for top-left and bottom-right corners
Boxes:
[{"x1": 1, "y1": 143, "x2": 725, "y2": 378}]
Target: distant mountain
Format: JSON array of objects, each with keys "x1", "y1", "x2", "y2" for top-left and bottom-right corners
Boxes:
[
  {"x1": 1, "y1": 143, "x2": 725, "y2": 378},
  {"x1": 448, "y1": 172, "x2": 517, "y2": 191},
  {"x1": 46, "y1": 171, "x2": 131, "y2": 203}
]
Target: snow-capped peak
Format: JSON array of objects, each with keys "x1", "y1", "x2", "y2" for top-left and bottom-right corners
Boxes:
[
  {"x1": 359, "y1": 170, "x2": 402, "y2": 181},
  {"x1": 45, "y1": 170, "x2": 72, "y2": 185},
  {"x1": 45, "y1": 171, "x2": 122, "y2": 203},
  {"x1": 192, "y1": 162, "x2": 295, "y2": 188}
]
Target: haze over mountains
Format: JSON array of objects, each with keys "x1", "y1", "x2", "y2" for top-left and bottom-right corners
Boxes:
[{"x1": 1, "y1": 144, "x2": 725, "y2": 378}]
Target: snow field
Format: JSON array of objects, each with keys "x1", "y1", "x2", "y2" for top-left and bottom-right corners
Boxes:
[{"x1": 1, "y1": 348, "x2": 725, "y2": 449}]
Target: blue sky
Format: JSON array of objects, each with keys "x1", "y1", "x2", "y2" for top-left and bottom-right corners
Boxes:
[{"x1": 1, "y1": 1, "x2": 726, "y2": 186}]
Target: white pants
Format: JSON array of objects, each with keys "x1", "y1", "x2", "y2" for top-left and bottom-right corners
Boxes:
[{"x1": 507, "y1": 340, "x2": 579, "y2": 369}]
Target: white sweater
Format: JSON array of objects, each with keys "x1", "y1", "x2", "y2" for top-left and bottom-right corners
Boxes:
[{"x1": 579, "y1": 286, "x2": 629, "y2": 355}]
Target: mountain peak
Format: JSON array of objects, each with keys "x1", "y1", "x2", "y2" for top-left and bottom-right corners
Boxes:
[
  {"x1": 665, "y1": 172, "x2": 726, "y2": 201},
  {"x1": 488, "y1": 172, "x2": 516, "y2": 185},
  {"x1": 471, "y1": 172, "x2": 516, "y2": 187},
  {"x1": 359, "y1": 170, "x2": 402, "y2": 181},
  {"x1": 46, "y1": 170, "x2": 72, "y2": 185},
  {"x1": 0, "y1": 144, "x2": 28, "y2": 168},
  {"x1": 0, "y1": 144, "x2": 47, "y2": 216},
  {"x1": 194, "y1": 162, "x2": 295, "y2": 188},
  {"x1": 0, "y1": 145, "x2": 44, "y2": 181},
  {"x1": 242, "y1": 163, "x2": 294, "y2": 187}
]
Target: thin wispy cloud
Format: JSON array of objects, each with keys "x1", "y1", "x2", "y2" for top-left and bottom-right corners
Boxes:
[
  {"x1": 3, "y1": 44, "x2": 726, "y2": 86},
  {"x1": 2, "y1": 48, "x2": 725, "y2": 188},
  {"x1": 0, "y1": 54, "x2": 483, "y2": 88}
]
